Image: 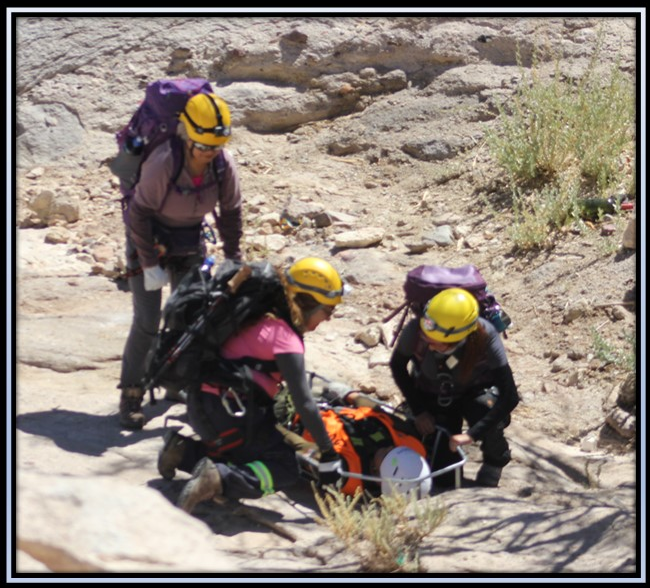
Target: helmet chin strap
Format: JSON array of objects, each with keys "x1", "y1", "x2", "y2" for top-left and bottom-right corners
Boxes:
[{"x1": 433, "y1": 337, "x2": 467, "y2": 357}]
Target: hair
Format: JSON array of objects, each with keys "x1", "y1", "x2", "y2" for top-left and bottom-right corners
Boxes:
[
  {"x1": 177, "y1": 121, "x2": 190, "y2": 140},
  {"x1": 233, "y1": 267, "x2": 314, "y2": 336},
  {"x1": 276, "y1": 267, "x2": 320, "y2": 334},
  {"x1": 456, "y1": 321, "x2": 489, "y2": 384}
]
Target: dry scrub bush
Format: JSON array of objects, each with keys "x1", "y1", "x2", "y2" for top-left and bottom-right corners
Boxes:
[{"x1": 313, "y1": 485, "x2": 446, "y2": 573}]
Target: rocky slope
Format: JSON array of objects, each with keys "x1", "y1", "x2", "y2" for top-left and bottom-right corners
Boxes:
[{"x1": 13, "y1": 14, "x2": 639, "y2": 577}]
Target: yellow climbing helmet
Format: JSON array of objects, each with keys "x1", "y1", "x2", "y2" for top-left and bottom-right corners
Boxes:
[
  {"x1": 420, "y1": 288, "x2": 479, "y2": 343},
  {"x1": 285, "y1": 257, "x2": 346, "y2": 306},
  {"x1": 179, "y1": 93, "x2": 232, "y2": 146}
]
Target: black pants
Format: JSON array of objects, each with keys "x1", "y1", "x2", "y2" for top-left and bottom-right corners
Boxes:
[
  {"x1": 182, "y1": 389, "x2": 300, "y2": 500},
  {"x1": 427, "y1": 387, "x2": 512, "y2": 486}
]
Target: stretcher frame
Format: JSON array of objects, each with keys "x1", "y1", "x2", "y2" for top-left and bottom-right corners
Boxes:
[{"x1": 295, "y1": 394, "x2": 467, "y2": 492}]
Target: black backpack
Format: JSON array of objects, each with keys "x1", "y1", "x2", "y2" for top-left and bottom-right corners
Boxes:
[
  {"x1": 386, "y1": 264, "x2": 511, "y2": 346},
  {"x1": 142, "y1": 258, "x2": 288, "y2": 402}
]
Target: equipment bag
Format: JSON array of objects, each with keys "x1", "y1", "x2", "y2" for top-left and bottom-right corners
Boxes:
[
  {"x1": 108, "y1": 78, "x2": 225, "y2": 223},
  {"x1": 142, "y1": 258, "x2": 288, "y2": 401},
  {"x1": 385, "y1": 264, "x2": 511, "y2": 346}
]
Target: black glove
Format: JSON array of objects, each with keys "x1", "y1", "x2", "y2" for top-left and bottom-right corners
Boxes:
[{"x1": 317, "y1": 448, "x2": 342, "y2": 487}]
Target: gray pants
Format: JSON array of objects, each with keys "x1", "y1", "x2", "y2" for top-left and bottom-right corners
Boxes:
[{"x1": 119, "y1": 234, "x2": 202, "y2": 388}]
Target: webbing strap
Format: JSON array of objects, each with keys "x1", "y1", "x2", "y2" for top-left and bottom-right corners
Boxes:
[{"x1": 246, "y1": 460, "x2": 275, "y2": 496}]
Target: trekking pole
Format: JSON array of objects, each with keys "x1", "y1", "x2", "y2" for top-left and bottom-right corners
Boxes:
[
  {"x1": 382, "y1": 301, "x2": 407, "y2": 323},
  {"x1": 143, "y1": 264, "x2": 253, "y2": 403},
  {"x1": 389, "y1": 304, "x2": 410, "y2": 347},
  {"x1": 144, "y1": 312, "x2": 215, "y2": 404}
]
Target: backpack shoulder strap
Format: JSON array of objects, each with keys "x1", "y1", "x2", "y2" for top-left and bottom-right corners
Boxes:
[
  {"x1": 169, "y1": 135, "x2": 185, "y2": 187},
  {"x1": 169, "y1": 137, "x2": 224, "y2": 221},
  {"x1": 213, "y1": 149, "x2": 226, "y2": 182},
  {"x1": 210, "y1": 150, "x2": 227, "y2": 224}
]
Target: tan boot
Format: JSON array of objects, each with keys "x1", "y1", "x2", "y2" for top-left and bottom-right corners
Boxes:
[
  {"x1": 119, "y1": 386, "x2": 145, "y2": 429},
  {"x1": 177, "y1": 457, "x2": 223, "y2": 514},
  {"x1": 157, "y1": 430, "x2": 188, "y2": 480}
]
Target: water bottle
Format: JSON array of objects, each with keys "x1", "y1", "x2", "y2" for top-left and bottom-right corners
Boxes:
[
  {"x1": 491, "y1": 309, "x2": 512, "y2": 333},
  {"x1": 200, "y1": 255, "x2": 216, "y2": 276},
  {"x1": 578, "y1": 195, "x2": 628, "y2": 221},
  {"x1": 125, "y1": 135, "x2": 144, "y2": 156}
]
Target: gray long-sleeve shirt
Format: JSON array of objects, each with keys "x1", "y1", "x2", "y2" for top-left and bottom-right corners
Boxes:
[
  {"x1": 275, "y1": 353, "x2": 335, "y2": 453},
  {"x1": 128, "y1": 139, "x2": 242, "y2": 268}
]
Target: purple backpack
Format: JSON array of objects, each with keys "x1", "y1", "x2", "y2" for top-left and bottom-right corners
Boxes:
[
  {"x1": 108, "y1": 78, "x2": 224, "y2": 222},
  {"x1": 386, "y1": 264, "x2": 511, "y2": 345}
]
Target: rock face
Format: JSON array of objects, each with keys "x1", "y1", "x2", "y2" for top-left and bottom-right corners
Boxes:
[{"x1": 12, "y1": 13, "x2": 639, "y2": 578}]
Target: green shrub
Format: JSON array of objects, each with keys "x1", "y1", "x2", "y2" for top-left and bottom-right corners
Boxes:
[
  {"x1": 486, "y1": 31, "x2": 635, "y2": 251},
  {"x1": 591, "y1": 328, "x2": 636, "y2": 372}
]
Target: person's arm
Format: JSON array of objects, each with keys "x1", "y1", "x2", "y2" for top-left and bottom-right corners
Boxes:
[
  {"x1": 128, "y1": 145, "x2": 175, "y2": 268},
  {"x1": 274, "y1": 353, "x2": 334, "y2": 453},
  {"x1": 217, "y1": 208, "x2": 242, "y2": 260},
  {"x1": 389, "y1": 347, "x2": 427, "y2": 416},
  {"x1": 216, "y1": 150, "x2": 243, "y2": 260},
  {"x1": 390, "y1": 346, "x2": 438, "y2": 436},
  {"x1": 464, "y1": 323, "x2": 520, "y2": 441},
  {"x1": 465, "y1": 364, "x2": 520, "y2": 441},
  {"x1": 276, "y1": 422, "x2": 317, "y2": 453}
]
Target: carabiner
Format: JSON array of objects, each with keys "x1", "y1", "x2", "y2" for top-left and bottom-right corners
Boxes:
[{"x1": 221, "y1": 387, "x2": 246, "y2": 417}]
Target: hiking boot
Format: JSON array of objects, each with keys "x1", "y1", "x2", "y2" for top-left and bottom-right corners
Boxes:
[
  {"x1": 475, "y1": 463, "x2": 503, "y2": 487},
  {"x1": 119, "y1": 386, "x2": 145, "y2": 429},
  {"x1": 164, "y1": 388, "x2": 187, "y2": 404},
  {"x1": 157, "y1": 430, "x2": 188, "y2": 480},
  {"x1": 177, "y1": 457, "x2": 223, "y2": 514}
]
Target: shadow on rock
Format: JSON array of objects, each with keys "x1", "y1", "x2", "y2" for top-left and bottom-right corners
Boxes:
[
  {"x1": 281, "y1": 477, "x2": 322, "y2": 511},
  {"x1": 148, "y1": 476, "x2": 323, "y2": 543},
  {"x1": 420, "y1": 491, "x2": 635, "y2": 573},
  {"x1": 151, "y1": 482, "x2": 299, "y2": 541},
  {"x1": 16, "y1": 403, "x2": 171, "y2": 456}
]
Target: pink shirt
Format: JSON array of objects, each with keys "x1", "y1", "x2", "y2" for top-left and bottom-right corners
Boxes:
[{"x1": 217, "y1": 316, "x2": 304, "y2": 397}]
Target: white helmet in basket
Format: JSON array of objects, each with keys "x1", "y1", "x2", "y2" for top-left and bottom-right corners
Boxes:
[{"x1": 379, "y1": 446, "x2": 432, "y2": 498}]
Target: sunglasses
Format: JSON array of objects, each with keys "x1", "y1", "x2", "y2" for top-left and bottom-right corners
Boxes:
[
  {"x1": 192, "y1": 142, "x2": 223, "y2": 152},
  {"x1": 318, "y1": 304, "x2": 336, "y2": 317}
]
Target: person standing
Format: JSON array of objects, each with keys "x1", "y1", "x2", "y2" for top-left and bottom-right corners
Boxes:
[{"x1": 118, "y1": 93, "x2": 243, "y2": 429}]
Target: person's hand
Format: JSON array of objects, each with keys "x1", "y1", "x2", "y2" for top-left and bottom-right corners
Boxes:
[
  {"x1": 317, "y1": 448, "x2": 342, "y2": 487},
  {"x1": 449, "y1": 433, "x2": 474, "y2": 453},
  {"x1": 143, "y1": 265, "x2": 169, "y2": 291},
  {"x1": 414, "y1": 411, "x2": 436, "y2": 436}
]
